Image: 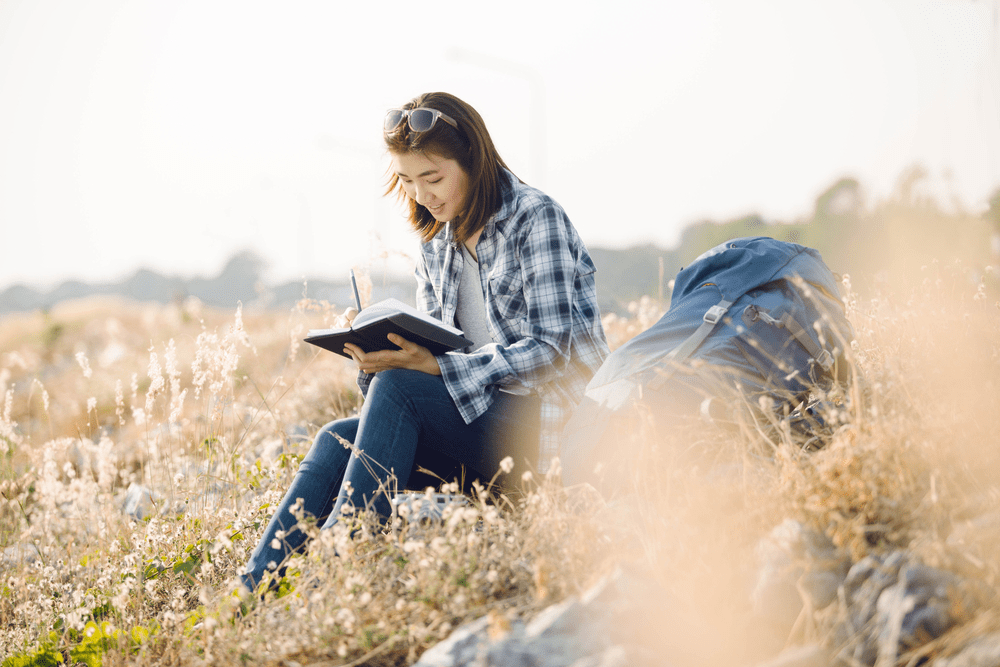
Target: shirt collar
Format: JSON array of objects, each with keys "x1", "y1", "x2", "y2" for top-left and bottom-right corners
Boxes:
[{"x1": 482, "y1": 168, "x2": 519, "y2": 239}]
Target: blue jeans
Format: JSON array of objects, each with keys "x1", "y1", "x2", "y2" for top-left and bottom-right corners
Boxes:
[{"x1": 241, "y1": 369, "x2": 539, "y2": 590}]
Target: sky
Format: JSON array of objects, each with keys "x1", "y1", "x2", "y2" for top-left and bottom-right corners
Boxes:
[{"x1": 0, "y1": 0, "x2": 998, "y2": 291}]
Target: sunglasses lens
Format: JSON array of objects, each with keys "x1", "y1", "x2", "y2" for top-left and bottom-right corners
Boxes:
[
  {"x1": 408, "y1": 108, "x2": 437, "y2": 132},
  {"x1": 384, "y1": 110, "x2": 405, "y2": 132}
]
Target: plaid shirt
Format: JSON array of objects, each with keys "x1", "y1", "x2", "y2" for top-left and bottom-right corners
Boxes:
[{"x1": 359, "y1": 169, "x2": 608, "y2": 473}]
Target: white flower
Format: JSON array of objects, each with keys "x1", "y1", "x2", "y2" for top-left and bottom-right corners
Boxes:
[
  {"x1": 499, "y1": 456, "x2": 514, "y2": 474},
  {"x1": 75, "y1": 352, "x2": 93, "y2": 378}
]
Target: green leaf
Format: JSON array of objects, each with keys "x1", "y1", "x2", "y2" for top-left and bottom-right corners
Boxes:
[{"x1": 2, "y1": 644, "x2": 65, "y2": 667}]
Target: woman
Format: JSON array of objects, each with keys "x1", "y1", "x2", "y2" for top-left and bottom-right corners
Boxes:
[{"x1": 239, "y1": 92, "x2": 608, "y2": 592}]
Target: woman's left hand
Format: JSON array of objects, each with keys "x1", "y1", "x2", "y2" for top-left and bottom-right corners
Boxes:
[{"x1": 343, "y1": 333, "x2": 441, "y2": 376}]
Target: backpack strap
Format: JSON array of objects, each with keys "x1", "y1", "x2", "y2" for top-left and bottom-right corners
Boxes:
[
  {"x1": 648, "y1": 298, "x2": 734, "y2": 389},
  {"x1": 779, "y1": 313, "x2": 835, "y2": 372},
  {"x1": 748, "y1": 307, "x2": 835, "y2": 373}
]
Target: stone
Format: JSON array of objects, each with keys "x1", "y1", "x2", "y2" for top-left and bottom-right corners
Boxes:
[
  {"x1": 567, "y1": 646, "x2": 629, "y2": 667},
  {"x1": 414, "y1": 616, "x2": 490, "y2": 667},
  {"x1": 413, "y1": 565, "x2": 679, "y2": 667},
  {"x1": 121, "y1": 482, "x2": 157, "y2": 520},
  {"x1": 752, "y1": 519, "x2": 850, "y2": 641},
  {"x1": 834, "y1": 551, "x2": 974, "y2": 667},
  {"x1": 1, "y1": 543, "x2": 41, "y2": 567},
  {"x1": 936, "y1": 632, "x2": 1000, "y2": 667}
]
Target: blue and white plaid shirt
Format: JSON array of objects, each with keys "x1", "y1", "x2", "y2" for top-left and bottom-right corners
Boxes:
[{"x1": 359, "y1": 169, "x2": 609, "y2": 472}]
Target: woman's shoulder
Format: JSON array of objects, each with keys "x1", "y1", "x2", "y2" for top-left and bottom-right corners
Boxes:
[{"x1": 500, "y1": 177, "x2": 572, "y2": 235}]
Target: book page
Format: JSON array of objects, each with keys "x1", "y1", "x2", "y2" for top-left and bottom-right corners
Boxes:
[
  {"x1": 353, "y1": 298, "x2": 463, "y2": 336},
  {"x1": 307, "y1": 327, "x2": 348, "y2": 337}
]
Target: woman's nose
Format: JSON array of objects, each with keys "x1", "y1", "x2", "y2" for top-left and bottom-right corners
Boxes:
[{"x1": 414, "y1": 184, "x2": 434, "y2": 206}]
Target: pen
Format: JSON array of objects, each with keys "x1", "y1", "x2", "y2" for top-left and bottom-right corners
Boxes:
[{"x1": 350, "y1": 269, "x2": 363, "y2": 311}]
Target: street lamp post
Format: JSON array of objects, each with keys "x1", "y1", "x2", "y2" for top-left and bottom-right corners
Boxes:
[{"x1": 447, "y1": 47, "x2": 546, "y2": 188}]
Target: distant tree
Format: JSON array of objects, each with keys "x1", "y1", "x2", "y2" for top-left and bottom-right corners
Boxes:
[{"x1": 814, "y1": 177, "x2": 862, "y2": 221}]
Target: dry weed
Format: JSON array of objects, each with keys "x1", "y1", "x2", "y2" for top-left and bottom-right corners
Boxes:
[{"x1": 0, "y1": 254, "x2": 998, "y2": 666}]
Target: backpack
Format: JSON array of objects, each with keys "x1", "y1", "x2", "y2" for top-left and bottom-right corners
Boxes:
[{"x1": 561, "y1": 236, "x2": 854, "y2": 488}]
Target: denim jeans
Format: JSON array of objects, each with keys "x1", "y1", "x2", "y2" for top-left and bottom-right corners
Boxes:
[{"x1": 241, "y1": 368, "x2": 539, "y2": 590}]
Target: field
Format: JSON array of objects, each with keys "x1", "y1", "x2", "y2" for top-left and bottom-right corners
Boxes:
[{"x1": 1, "y1": 256, "x2": 999, "y2": 666}]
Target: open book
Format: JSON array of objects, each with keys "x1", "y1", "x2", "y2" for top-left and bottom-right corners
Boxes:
[{"x1": 304, "y1": 298, "x2": 473, "y2": 358}]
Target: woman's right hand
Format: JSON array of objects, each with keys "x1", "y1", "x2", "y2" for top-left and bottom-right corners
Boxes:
[{"x1": 334, "y1": 307, "x2": 358, "y2": 329}]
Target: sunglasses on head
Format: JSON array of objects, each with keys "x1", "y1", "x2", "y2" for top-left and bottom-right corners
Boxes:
[{"x1": 384, "y1": 107, "x2": 458, "y2": 133}]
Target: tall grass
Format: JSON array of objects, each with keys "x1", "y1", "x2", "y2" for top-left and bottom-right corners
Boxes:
[{"x1": 0, "y1": 255, "x2": 998, "y2": 666}]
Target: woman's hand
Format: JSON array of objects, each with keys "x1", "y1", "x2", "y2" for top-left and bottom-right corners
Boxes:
[
  {"x1": 344, "y1": 333, "x2": 441, "y2": 376},
  {"x1": 340, "y1": 307, "x2": 358, "y2": 327}
]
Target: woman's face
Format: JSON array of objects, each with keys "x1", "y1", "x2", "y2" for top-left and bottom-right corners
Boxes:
[{"x1": 390, "y1": 151, "x2": 470, "y2": 222}]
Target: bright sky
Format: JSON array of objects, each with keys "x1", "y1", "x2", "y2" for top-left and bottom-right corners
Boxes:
[{"x1": 1, "y1": 0, "x2": 998, "y2": 290}]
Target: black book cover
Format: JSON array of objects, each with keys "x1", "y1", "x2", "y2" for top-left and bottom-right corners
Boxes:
[{"x1": 304, "y1": 299, "x2": 472, "y2": 358}]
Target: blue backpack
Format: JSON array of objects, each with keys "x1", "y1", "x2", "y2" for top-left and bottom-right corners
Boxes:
[{"x1": 561, "y1": 237, "x2": 854, "y2": 487}]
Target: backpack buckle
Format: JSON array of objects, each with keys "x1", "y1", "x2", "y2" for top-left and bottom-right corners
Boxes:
[
  {"x1": 703, "y1": 305, "x2": 727, "y2": 325},
  {"x1": 814, "y1": 350, "x2": 834, "y2": 371}
]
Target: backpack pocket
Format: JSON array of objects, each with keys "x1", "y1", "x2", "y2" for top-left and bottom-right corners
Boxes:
[{"x1": 733, "y1": 306, "x2": 818, "y2": 399}]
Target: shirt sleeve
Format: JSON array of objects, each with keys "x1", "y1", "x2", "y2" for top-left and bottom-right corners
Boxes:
[
  {"x1": 436, "y1": 201, "x2": 578, "y2": 424},
  {"x1": 414, "y1": 249, "x2": 443, "y2": 320}
]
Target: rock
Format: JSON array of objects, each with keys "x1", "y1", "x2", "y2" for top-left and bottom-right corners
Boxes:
[
  {"x1": 798, "y1": 571, "x2": 841, "y2": 610},
  {"x1": 258, "y1": 437, "x2": 288, "y2": 468},
  {"x1": 834, "y1": 551, "x2": 974, "y2": 666},
  {"x1": 1, "y1": 543, "x2": 41, "y2": 567},
  {"x1": 752, "y1": 520, "x2": 850, "y2": 641},
  {"x1": 567, "y1": 646, "x2": 629, "y2": 667},
  {"x1": 937, "y1": 632, "x2": 1000, "y2": 667},
  {"x1": 392, "y1": 493, "x2": 471, "y2": 524},
  {"x1": 877, "y1": 563, "x2": 959, "y2": 654},
  {"x1": 413, "y1": 565, "x2": 681, "y2": 667},
  {"x1": 121, "y1": 482, "x2": 157, "y2": 520},
  {"x1": 414, "y1": 616, "x2": 490, "y2": 667}
]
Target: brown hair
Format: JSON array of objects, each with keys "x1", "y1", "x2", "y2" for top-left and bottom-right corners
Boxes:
[{"x1": 384, "y1": 92, "x2": 515, "y2": 244}]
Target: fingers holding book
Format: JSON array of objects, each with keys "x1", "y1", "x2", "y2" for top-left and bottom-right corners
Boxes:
[{"x1": 344, "y1": 333, "x2": 441, "y2": 377}]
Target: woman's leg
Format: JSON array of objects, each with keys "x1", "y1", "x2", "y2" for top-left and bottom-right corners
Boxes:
[
  {"x1": 324, "y1": 369, "x2": 540, "y2": 525},
  {"x1": 240, "y1": 417, "x2": 358, "y2": 590}
]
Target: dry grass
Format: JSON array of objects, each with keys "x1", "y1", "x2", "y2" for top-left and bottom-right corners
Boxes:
[{"x1": 1, "y1": 256, "x2": 998, "y2": 666}]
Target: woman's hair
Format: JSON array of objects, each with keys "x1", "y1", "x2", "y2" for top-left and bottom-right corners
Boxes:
[{"x1": 384, "y1": 92, "x2": 514, "y2": 244}]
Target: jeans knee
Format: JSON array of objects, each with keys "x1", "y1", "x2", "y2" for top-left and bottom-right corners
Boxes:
[
  {"x1": 368, "y1": 368, "x2": 420, "y2": 396},
  {"x1": 302, "y1": 418, "x2": 357, "y2": 472}
]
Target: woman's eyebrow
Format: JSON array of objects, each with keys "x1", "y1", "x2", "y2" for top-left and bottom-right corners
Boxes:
[{"x1": 396, "y1": 168, "x2": 440, "y2": 178}]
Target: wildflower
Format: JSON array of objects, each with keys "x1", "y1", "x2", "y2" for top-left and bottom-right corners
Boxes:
[
  {"x1": 75, "y1": 352, "x2": 92, "y2": 378},
  {"x1": 402, "y1": 540, "x2": 425, "y2": 553},
  {"x1": 115, "y1": 379, "x2": 125, "y2": 426},
  {"x1": 499, "y1": 456, "x2": 514, "y2": 474},
  {"x1": 32, "y1": 379, "x2": 50, "y2": 413},
  {"x1": 145, "y1": 349, "x2": 164, "y2": 415}
]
